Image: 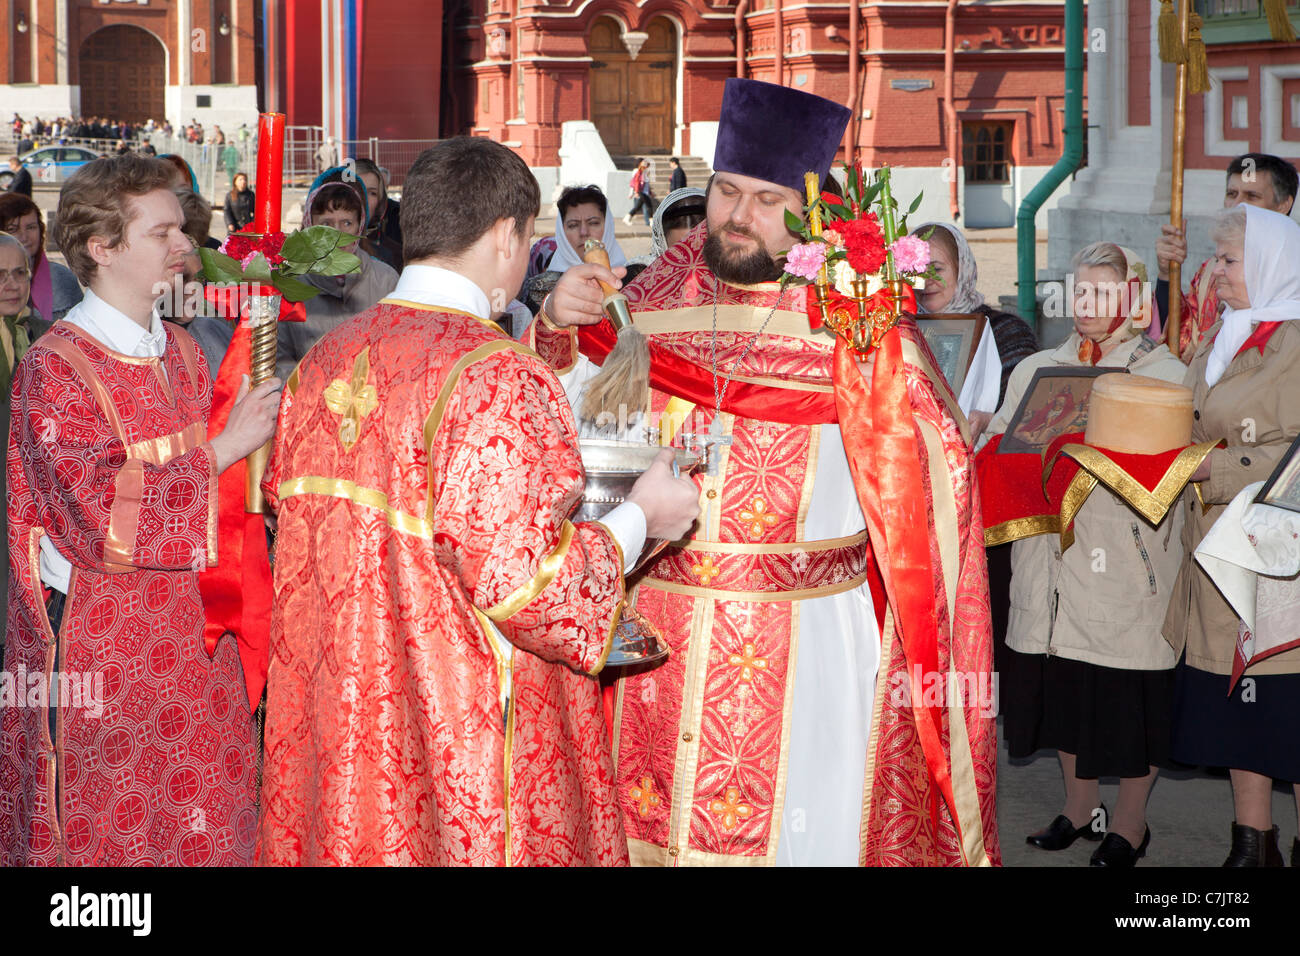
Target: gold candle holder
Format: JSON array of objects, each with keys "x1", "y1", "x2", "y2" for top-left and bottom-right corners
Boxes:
[{"x1": 244, "y1": 292, "x2": 281, "y2": 513}]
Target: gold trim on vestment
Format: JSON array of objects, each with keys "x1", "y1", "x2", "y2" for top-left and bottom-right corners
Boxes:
[
  {"x1": 679, "y1": 530, "x2": 867, "y2": 555},
  {"x1": 503, "y1": 661, "x2": 515, "y2": 868},
  {"x1": 590, "y1": 599, "x2": 624, "y2": 676},
  {"x1": 920, "y1": 420, "x2": 960, "y2": 634},
  {"x1": 379, "y1": 298, "x2": 507, "y2": 335},
  {"x1": 766, "y1": 590, "x2": 802, "y2": 865},
  {"x1": 125, "y1": 421, "x2": 208, "y2": 467},
  {"x1": 277, "y1": 475, "x2": 432, "y2": 539},
  {"x1": 471, "y1": 606, "x2": 512, "y2": 719},
  {"x1": 947, "y1": 658, "x2": 991, "y2": 867},
  {"x1": 859, "y1": 604, "x2": 896, "y2": 865},
  {"x1": 629, "y1": 303, "x2": 833, "y2": 346},
  {"x1": 422, "y1": 339, "x2": 537, "y2": 456},
  {"x1": 667, "y1": 595, "x2": 714, "y2": 863},
  {"x1": 639, "y1": 570, "x2": 870, "y2": 603},
  {"x1": 63, "y1": 323, "x2": 161, "y2": 366},
  {"x1": 104, "y1": 459, "x2": 144, "y2": 567},
  {"x1": 1058, "y1": 440, "x2": 1221, "y2": 526},
  {"x1": 479, "y1": 520, "x2": 576, "y2": 623},
  {"x1": 982, "y1": 514, "x2": 1059, "y2": 547}
]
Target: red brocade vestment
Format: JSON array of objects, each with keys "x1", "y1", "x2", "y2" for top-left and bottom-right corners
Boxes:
[
  {"x1": 1, "y1": 323, "x2": 257, "y2": 866},
  {"x1": 258, "y1": 299, "x2": 629, "y2": 866},
  {"x1": 531, "y1": 226, "x2": 1000, "y2": 866}
]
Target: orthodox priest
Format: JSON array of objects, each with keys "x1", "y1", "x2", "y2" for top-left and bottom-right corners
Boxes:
[
  {"x1": 257, "y1": 137, "x2": 698, "y2": 866},
  {"x1": 535, "y1": 79, "x2": 1000, "y2": 866}
]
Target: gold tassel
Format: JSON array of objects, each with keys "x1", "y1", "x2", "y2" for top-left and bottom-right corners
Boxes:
[
  {"x1": 1187, "y1": 13, "x2": 1211, "y2": 94},
  {"x1": 1157, "y1": 0, "x2": 1187, "y2": 63},
  {"x1": 1263, "y1": 0, "x2": 1297, "y2": 41}
]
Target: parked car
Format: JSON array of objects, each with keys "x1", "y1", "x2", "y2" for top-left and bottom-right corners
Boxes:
[{"x1": 0, "y1": 145, "x2": 102, "y2": 188}]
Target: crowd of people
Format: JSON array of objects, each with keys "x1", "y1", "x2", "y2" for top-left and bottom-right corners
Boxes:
[
  {"x1": 1, "y1": 82, "x2": 1298, "y2": 869},
  {"x1": 10, "y1": 113, "x2": 252, "y2": 153}
]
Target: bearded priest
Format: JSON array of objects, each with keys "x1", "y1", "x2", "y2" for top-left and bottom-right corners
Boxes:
[
  {"x1": 257, "y1": 137, "x2": 699, "y2": 865},
  {"x1": 533, "y1": 79, "x2": 1000, "y2": 866}
]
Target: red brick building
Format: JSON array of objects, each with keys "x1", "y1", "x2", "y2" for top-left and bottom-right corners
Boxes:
[
  {"x1": 2, "y1": 0, "x2": 259, "y2": 132},
  {"x1": 443, "y1": 0, "x2": 1076, "y2": 226}
]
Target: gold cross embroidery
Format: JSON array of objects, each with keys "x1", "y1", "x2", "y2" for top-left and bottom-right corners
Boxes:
[
  {"x1": 629, "y1": 776, "x2": 662, "y2": 818},
  {"x1": 708, "y1": 786, "x2": 753, "y2": 831},
  {"x1": 323, "y1": 347, "x2": 379, "y2": 452}
]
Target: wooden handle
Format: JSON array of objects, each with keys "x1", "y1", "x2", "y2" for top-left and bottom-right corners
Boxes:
[{"x1": 582, "y1": 243, "x2": 622, "y2": 300}]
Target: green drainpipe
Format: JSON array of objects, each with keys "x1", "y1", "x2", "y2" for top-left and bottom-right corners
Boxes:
[{"x1": 1016, "y1": 0, "x2": 1085, "y2": 328}]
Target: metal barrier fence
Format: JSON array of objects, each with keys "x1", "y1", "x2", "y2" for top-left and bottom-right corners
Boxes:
[{"x1": 3, "y1": 129, "x2": 436, "y2": 200}]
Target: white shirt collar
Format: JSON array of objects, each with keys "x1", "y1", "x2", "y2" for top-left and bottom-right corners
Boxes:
[
  {"x1": 61, "y1": 288, "x2": 167, "y2": 358},
  {"x1": 389, "y1": 264, "x2": 492, "y2": 320}
]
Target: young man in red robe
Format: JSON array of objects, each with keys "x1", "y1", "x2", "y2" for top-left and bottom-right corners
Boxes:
[
  {"x1": 257, "y1": 137, "x2": 698, "y2": 866},
  {"x1": 535, "y1": 79, "x2": 1000, "y2": 866},
  {"x1": 1, "y1": 154, "x2": 281, "y2": 865}
]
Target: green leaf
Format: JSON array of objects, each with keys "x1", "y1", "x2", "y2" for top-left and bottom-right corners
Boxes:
[
  {"x1": 784, "y1": 208, "x2": 805, "y2": 233},
  {"x1": 274, "y1": 273, "x2": 320, "y2": 302},
  {"x1": 317, "y1": 249, "x2": 362, "y2": 276},
  {"x1": 198, "y1": 249, "x2": 245, "y2": 284},
  {"x1": 908, "y1": 191, "x2": 924, "y2": 214},
  {"x1": 861, "y1": 181, "x2": 883, "y2": 206},
  {"x1": 242, "y1": 252, "x2": 273, "y2": 282}
]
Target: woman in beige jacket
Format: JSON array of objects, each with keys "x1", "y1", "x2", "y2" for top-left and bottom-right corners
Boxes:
[
  {"x1": 1163, "y1": 204, "x2": 1300, "y2": 867},
  {"x1": 985, "y1": 243, "x2": 1186, "y2": 866}
]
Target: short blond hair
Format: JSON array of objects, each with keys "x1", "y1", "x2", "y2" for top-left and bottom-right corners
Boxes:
[
  {"x1": 54, "y1": 154, "x2": 174, "y2": 284},
  {"x1": 1070, "y1": 241, "x2": 1128, "y2": 282}
]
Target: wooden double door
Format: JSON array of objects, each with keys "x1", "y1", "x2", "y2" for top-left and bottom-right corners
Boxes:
[
  {"x1": 79, "y1": 25, "x2": 167, "y2": 125},
  {"x1": 589, "y1": 18, "x2": 675, "y2": 156}
]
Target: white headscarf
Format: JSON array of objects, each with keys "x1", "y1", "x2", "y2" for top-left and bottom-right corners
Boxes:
[
  {"x1": 1205, "y1": 204, "x2": 1300, "y2": 388},
  {"x1": 547, "y1": 198, "x2": 627, "y2": 273},
  {"x1": 911, "y1": 221, "x2": 985, "y2": 314}
]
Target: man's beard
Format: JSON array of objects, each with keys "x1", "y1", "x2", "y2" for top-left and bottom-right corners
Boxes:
[{"x1": 703, "y1": 224, "x2": 784, "y2": 285}]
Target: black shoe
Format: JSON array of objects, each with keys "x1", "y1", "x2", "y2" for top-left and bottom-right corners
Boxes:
[
  {"x1": 1090, "y1": 827, "x2": 1150, "y2": 867},
  {"x1": 1026, "y1": 806, "x2": 1107, "y2": 851},
  {"x1": 1223, "y1": 823, "x2": 1285, "y2": 867}
]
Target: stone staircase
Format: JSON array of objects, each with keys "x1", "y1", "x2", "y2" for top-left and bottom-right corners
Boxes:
[{"x1": 612, "y1": 154, "x2": 713, "y2": 198}]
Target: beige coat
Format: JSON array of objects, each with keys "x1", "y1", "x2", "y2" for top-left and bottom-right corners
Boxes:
[
  {"x1": 1163, "y1": 320, "x2": 1300, "y2": 676},
  {"x1": 985, "y1": 333, "x2": 1188, "y2": 670}
]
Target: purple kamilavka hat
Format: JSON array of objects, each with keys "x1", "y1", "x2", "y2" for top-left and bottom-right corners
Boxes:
[{"x1": 712, "y1": 78, "x2": 852, "y2": 193}]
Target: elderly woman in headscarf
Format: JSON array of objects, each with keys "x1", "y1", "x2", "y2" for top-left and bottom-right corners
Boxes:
[
  {"x1": 520, "y1": 185, "x2": 626, "y2": 320},
  {"x1": 912, "y1": 222, "x2": 1036, "y2": 440},
  {"x1": 985, "y1": 242, "x2": 1187, "y2": 867},
  {"x1": 0, "y1": 192, "x2": 83, "y2": 322},
  {"x1": 1163, "y1": 204, "x2": 1300, "y2": 868},
  {"x1": 624, "y1": 187, "x2": 707, "y2": 276}
]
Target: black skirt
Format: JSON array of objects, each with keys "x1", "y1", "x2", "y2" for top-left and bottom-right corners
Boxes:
[
  {"x1": 1002, "y1": 646, "x2": 1176, "y2": 778},
  {"x1": 1172, "y1": 659, "x2": 1300, "y2": 783}
]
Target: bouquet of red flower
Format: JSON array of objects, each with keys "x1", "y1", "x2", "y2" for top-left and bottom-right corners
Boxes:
[
  {"x1": 199, "y1": 224, "x2": 362, "y2": 306},
  {"x1": 781, "y1": 164, "x2": 932, "y2": 353}
]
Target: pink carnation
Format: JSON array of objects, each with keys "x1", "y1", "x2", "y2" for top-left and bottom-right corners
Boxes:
[
  {"x1": 784, "y1": 242, "x2": 827, "y2": 281},
  {"x1": 889, "y1": 235, "x2": 932, "y2": 274}
]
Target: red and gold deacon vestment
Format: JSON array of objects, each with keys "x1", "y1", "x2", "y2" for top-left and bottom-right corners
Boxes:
[
  {"x1": 531, "y1": 226, "x2": 1000, "y2": 866},
  {"x1": 1, "y1": 323, "x2": 258, "y2": 866},
  {"x1": 258, "y1": 297, "x2": 630, "y2": 866}
]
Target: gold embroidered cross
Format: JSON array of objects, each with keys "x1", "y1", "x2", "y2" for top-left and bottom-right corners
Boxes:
[
  {"x1": 323, "y1": 347, "x2": 379, "y2": 452},
  {"x1": 708, "y1": 786, "x2": 753, "y2": 831},
  {"x1": 629, "y1": 776, "x2": 662, "y2": 818},
  {"x1": 727, "y1": 642, "x2": 768, "y2": 682},
  {"x1": 739, "y1": 496, "x2": 778, "y2": 539},
  {"x1": 691, "y1": 554, "x2": 721, "y2": 586}
]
